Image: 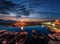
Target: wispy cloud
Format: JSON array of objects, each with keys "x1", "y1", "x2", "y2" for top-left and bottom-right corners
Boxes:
[{"x1": 0, "y1": 0, "x2": 60, "y2": 20}]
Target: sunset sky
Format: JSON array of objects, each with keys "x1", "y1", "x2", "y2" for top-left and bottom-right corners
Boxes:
[{"x1": 0, "y1": 0, "x2": 60, "y2": 20}]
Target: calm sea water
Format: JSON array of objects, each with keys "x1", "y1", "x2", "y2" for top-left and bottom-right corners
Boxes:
[
  {"x1": 0, "y1": 25, "x2": 60, "y2": 44},
  {"x1": 0, "y1": 25, "x2": 50, "y2": 35},
  {"x1": 0, "y1": 25, "x2": 51, "y2": 41}
]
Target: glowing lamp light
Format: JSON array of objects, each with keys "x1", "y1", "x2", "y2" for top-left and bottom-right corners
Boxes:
[
  {"x1": 52, "y1": 24, "x2": 55, "y2": 26},
  {"x1": 56, "y1": 20, "x2": 59, "y2": 22},
  {"x1": 53, "y1": 27, "x2": 57, "y2": 30},
  {"x1": 46, "y1": 22, "x2": 51, "y2": 25}
]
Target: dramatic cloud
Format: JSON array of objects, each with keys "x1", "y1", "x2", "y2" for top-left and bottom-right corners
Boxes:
[
  {"x1": 0, "y1": 0, "x2": 60, "y2": 20},
  {"x1": 0, "y1": 0, "x2": 30, "y2": 17}
]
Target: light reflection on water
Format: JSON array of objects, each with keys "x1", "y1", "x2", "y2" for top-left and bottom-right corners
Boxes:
[{"x1": 0, "y1": 25, "x2": 49, "y2": 35}]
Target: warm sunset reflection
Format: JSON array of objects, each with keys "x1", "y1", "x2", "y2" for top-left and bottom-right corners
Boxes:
[{"x1": 13, "y1": 19, "x2": 28, "y2": 30}]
